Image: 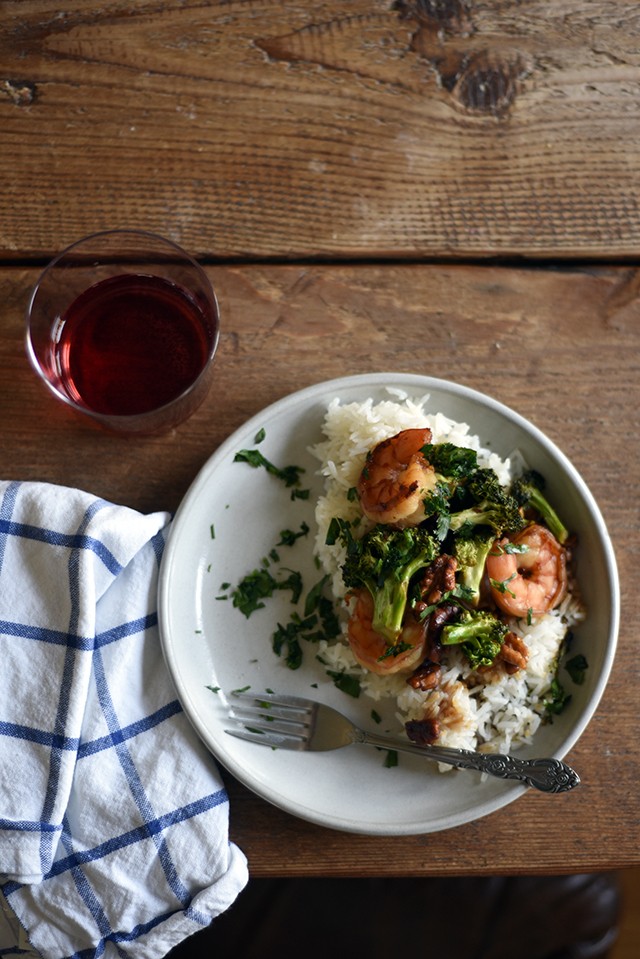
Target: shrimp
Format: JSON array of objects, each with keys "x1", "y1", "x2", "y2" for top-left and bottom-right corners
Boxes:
[
  {"x1": 347, "y1": 589, "x2": 427, "y2": 676},
  {"x1": 486, "y1": 523, "x2": 567, "y2": 618},
  {"x1": 357, "y1": 428, "x2": 437, "y2": 527}
]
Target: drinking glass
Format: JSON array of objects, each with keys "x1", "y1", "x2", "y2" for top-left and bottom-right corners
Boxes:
[{"x1": 25, "y1": 230, "x2": 220, "y2": 434}]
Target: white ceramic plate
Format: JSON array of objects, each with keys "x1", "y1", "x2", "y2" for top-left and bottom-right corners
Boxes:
[{"x1": 158, "y1": 373, "x2": 619, "y2": 835}]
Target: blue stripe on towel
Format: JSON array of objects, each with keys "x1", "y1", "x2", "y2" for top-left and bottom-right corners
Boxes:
[
  {"x1": 38, "y1": 498, "x2": 111, "y2": 876},
  {"x1": 0, "y1": 721, "x2": 80, "y2": 751},
  {"x1": 50, "y1": 792, "x2": 229, "y2": 880},
  {"x1": 90, "y1": 644, "x2": 193, "y2": 909},
  {"x1": 0, "y1": 520, "x2": 123, "y2": 576},
  {"x1": 77, "y1": 700, "x2": 182, "y2": 759},
  {"x1": 0, "y1": 620, "x2": 93, "y2": 649}
]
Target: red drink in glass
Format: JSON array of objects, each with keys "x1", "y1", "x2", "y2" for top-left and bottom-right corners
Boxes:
[
  {"x1": 56, "y1": 274, "x2": 212, "y2": 416},
  {"x1": 26, "y1": 230, "x2": 220, "y2": 433}
]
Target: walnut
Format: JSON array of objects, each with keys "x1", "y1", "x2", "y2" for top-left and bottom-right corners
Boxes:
[
  {"x1": 416, "y1": 554, "x2": 457, "y2": 606},
  {"x1": 405, "y1": 717, "x2": 440, "y2": 746},
  {"x1": 406, "y1": 659, "x2": 441, "y2": 690},
  {"x1": 499, "y1": 631, "x2": 529, "y2": 674}
]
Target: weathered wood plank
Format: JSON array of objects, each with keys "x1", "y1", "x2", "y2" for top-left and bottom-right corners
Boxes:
[
  {"x1": 2, "y1": 260, "x2": 638, "y2": 874},
  {"x1": 2, "y1": 1, "x2": 640, "y2": 259}
]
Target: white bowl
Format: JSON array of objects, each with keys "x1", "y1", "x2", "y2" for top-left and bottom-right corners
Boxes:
[{"x1": 159, "y1": 373, "x2": 620, "y2": 835}]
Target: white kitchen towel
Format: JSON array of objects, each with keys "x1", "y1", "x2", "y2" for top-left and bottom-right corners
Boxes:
[{"x1": 0, "y1": 481, "x2": 248, "y2": 958}]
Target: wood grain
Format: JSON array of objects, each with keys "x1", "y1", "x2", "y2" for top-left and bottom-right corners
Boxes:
[
  {"x1": 2, "y1": 260, "x2": 638, "y2": 875},
  {"x1": 2, "y1": 1, "x2": 640, "y2": 260}
]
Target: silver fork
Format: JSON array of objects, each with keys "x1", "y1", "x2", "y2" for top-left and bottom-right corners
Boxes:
[{"x1": 226, "y1": 692, "x2": 580, "y2": 793}]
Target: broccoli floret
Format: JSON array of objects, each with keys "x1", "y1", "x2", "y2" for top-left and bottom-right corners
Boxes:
[
  {"x1": 510, "y1": 470, "x2": 569, "y2": 545},
  {"x1": 449, "y1": 468, "x2": 525, "y2": 537},
  {"x1": 454, "y1": 529, "x2": 496, "y2": 607},
  {"x1": 440, "y1": 609, "x2": 508, "y2": 668},
  {"x1": 420, "y1": 444, "x2": 479, "y2": 538},
  {"x1": 421, "y1": 443, "x2": 479, "y2": 484},
  {"x1": 326, "y1": 519, "x2": 438, "y2": 643}
]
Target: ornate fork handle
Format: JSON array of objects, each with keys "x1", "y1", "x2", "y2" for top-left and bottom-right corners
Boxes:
[
  {"x1": 427, "y1": 749, "x2": 580, "y2": 793},
  {"x1": 358, "y1": 731, "x2": 580, "y2": 793}
]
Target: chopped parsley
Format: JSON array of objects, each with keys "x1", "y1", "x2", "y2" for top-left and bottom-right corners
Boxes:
[
  {"x1": 377, "y1": 641, "x2": 412, "y2": 662},
  {"x1": 272, "y1": 617, "x2": 308, "y2": 669},
  {"x1": 277, "y1": 522, "x2": 310, "y2": 547},
  {"x1": 566, "y1": 653, "x2": 589, "y2": 685},
  {"x1": 304, "y1": 574, "x2": 329, "y2": 615},
  {"x1": 325, "y1": 669, "x2": 361, "y2": 698},
  {"x1": 383, "y1": 750, "x2": 398, "y2": 768},
  {"x1": 223, "y1": 446, "x2": 352, "y2": 690},
  {"x1": 541, "y1": 635, "x2": 588, "y2": 721},
  {"x1": 491, "y1": 541, "x2": 529, "y2": 556},
  {"x1": 270, "y1": 576, "x2": 342, "y2": 671},
  {"x1": 229, "y1": 567, "x2": 302, "y2": 618},
  {"x1": 543, "y1": 677, "x2": 571, "y2": 718},
  {"x1": 234, "y1": 448, "x2": 308, "y2": 498},
  {"x1": 489, "y1": 572, "x2": 517, "y2": 598}
]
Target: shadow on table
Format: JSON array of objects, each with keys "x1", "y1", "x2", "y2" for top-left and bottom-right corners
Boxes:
[{"x1": 167, "y1": 874, "x2": 621, "y2": 958}]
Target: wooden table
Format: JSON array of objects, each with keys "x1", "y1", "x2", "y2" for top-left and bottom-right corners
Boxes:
[{"x1": 2, "y1": 1, "x2": 639, "y2": 877}]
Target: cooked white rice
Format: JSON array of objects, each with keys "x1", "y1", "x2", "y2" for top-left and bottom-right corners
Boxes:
[{"x1": 309, "y1": 390, "x2": 585, "y2": 759}]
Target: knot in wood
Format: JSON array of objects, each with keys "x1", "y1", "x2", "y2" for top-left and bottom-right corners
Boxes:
[
  {"x1": 441, "y1": 51, "x2": 525, "y2": 118},
  {"x1": 2, "y1": 78, "x2": 37, "y2": 106},
  {"x1": 394, "y1": 0, "x2": 473, "y2": 35}
]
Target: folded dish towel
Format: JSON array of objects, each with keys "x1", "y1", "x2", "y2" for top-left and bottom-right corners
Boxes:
[{"x1": 0, "y1": 481, "x2": 248, "y2": 958}]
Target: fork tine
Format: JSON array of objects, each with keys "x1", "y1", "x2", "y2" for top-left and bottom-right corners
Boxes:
[
  {"x1": 225, "y1": 727, "x2": 290, "y2": 748},
  {"x1": 230, "y1": 692, "x2": 312, "y2": 726},
  {"x1": 230, "y1": 691, "x2": 313, "y2": 715},
  {"x1": 224, "y1": 719, "x2": 308, "y2": 749},
  {"x1": 226, "y1": 691, "x2": 313, "y2": 750},
  {"x1": 229, "y1": 712, "x2": 310, "y2": 738},
  {"x1": 230, "y1": 702, "x2": 310, "y2": 725}
]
